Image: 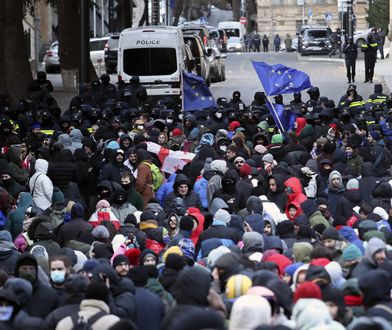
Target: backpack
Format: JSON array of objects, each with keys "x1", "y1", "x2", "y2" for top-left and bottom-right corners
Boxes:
[
  {"x1": 71, "y1": 311, "x2": 106, "y2": 330},
  {"x1": 145, "y1": 238, "x2": 165, "y2": 255},
  {"x1": 144, "y1": 162, "x2": 164, "y2": 191}
]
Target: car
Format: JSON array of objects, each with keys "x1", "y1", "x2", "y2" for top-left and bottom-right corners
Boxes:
[
  {"x1": 180, "y1": 23, "x2": 213, "y2": 48},
  {"x1": 353, "y1": 28, "x2": 372, "y2": 48},
  {"x1": 90, "y1": 36, "x2": 109, "y2": 72},
  {"x1": 104, "y1": 33, "x2": 120, "y2": 74},
  {"x1": 299, "y1": 26, "x2": 333, "y2": 55},
  {"x1": 208, "y1": 27, "x2": 222, "y2": 49},
  {"x1": 207, "y1": 45, "x2": 226, "y2": 82},
  {"x1": 218, "y1": 21, "x2": 245, "y2": 52},
  {"x1": 43, "y1": 41, "x2": 60, "y2": 73},
  {"x1": 183, "y1": 34, "x2": 211, "y2": 85}
]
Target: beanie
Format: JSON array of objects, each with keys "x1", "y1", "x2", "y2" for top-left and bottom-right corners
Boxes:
[
  {"x1": 254, "y1": 144, "x2": 267, "y2": 154},
  {"x1": 271, "y1": 134, "x2": 283, "y2": 144},
  {"x1": 112, "y1": 254, "x2": 129, "y2": 268},
  {"x1": 179, "y1": 216, "x2": 195, "y2": 231},
  {"x1": 369, "y1": 130, "x2": 381, "y2": 141},
  {"x1": 346, "y1": 178, "x2": 359, "y2": 190},
  {"x1": 124, "y1": 248, "x2": 141, "y2": 266},
  {"x1": 162, "y1": 246, "x2": 183, "y2": 262},
  {"x1": 239, "y1": 163, "x2": 252, "y2": 177},
  {"x1": 284, "y1": 262, "x2": 303, "y2": 277},
  {"x1": 172, "y1": 128, "x2": 183, "y2": 137},
  {"x1": 85, "y1": 282, "x2": 109, "y2": 304},
  {"x1": 128, "y1": 266, "x2": 148, "y2": 287},
  {"x1": 293, "y1": 281, "x2": 322, "y2": 303},
  {"x1": 262, "y1": 153, "x2": 274, "y2": 164},
  {"x1": 70, "y1": 203, "x2": 84, "y2": 218},
  {"x1": 225, "y1": 274, "x2": 252, "y2": 300},
  {"x1": 322, "y1": 227, "x2": 341, "y2": 241},
  {"x1": 52, "y1": 187, "x2": 65, "y2": 205},
  {"x1": 229, "y1": 121, "x2": 241, "y2": 131},
  {"x1": 140, "y1": 211, "x2": 157, "y2": 222},
  {"x1": 82, "y1": 259, "x2": 99, "y2": 273},
  {"x1": 342, "y1": 244, "x2": 362, "y2": 262},
  {"x1": 165, "y1": 253, "x2": 185, "y2": 270},
  {"x1": 213, "y1": 209, "x2": 231, "y2": 225},
  {"x1": 91, "y1": 225, "x2": 110, "y2": 240},
  {"x1": 96, "y1": 199, "x2": 110, "y2": 209},
  {"x1": 234, "y1": 156, "x2": 245, "y2": 164}
]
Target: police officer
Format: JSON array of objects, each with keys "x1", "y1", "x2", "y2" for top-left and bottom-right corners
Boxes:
[
  {"x1": 361, "y1": 34, "x2": 378, "y2": 83},
  {"x1": 367, "y1": 84, "x2": 388, "y2": 106},
  {"x1": 342, "y1": 37, "x2": 358, "y2": 83}
]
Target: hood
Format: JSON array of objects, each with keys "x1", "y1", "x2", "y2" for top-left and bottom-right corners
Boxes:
[
  {"x1": 200, "y1": 238, "x2": 223, "y2": 258},
  {"x1": 264, "y1": 215, "x2": 277, "y2": 236},
  {"x1": 4, "y1": 278, "x2": 33, "y2": 307},
  {"x1": 339, "y1": 226, "x2": 359, "y2": 242},
  {"x1": 293, "y1": 242, "x2": 313, "y2": 263},
  {"x1": 364, "y1": 237, "x2": 386, "y2": 265},
  {"x1": 14, "y1": 253, "x2": 37, "y2": 278},
  {"x1": 300, "y1": 199, "x2": 318, "y2": 217},
  {"x1": 173, "y1": 174, "x2": 191, "y2": 191},
  {"x1": 372, "y1": 181, "x2": 392, "y2": 199},
  {"x1": 269, "y1": 174, "x2": 286, "y2": 194},
  {"x1": 264, "y1": 236, "x2": 283, "y2": 252},
  {"x1": 17, "y1": 192, "x2": 33, "y2": 208},
  {"x1": 242, "y1": 232, "x2": 264, "y2": 254},
  {"x1": 173, "y1": 266, "x2": 211, "y2": 306},
  {"x1": 35, "y1": 158, "x2": 48, "y2": 174},
  {"x1": 328, "y1": 170, "x2": 344, "y2": 191},
  {"x1": 70, "y1": 128, "x2": 84, "y2": 144},
  {"x1": 361, "y1": 162, "x2": 375, "y2": 177},
  {"x1": 210, "y1": 198, "x2": 229, "y2": 216},
  {"x1": 284, "y1": 177, "x2": 303, "y2": 196},
  {"x1": 58, "y1": 148, "x2": 74, "y2": 162},
  {"x1": 359, "y1": 270, "x2": 391, "y2": 307},
  {"x1": 58, "y1": 133, "x2": 72, "y2": 147},
  {"x1": 307, "y1": 87, "x2": 320, "y2": 100},
  {"x1": 265, "y1": 253, "x2": 292, "y2": 277},
  {"x1": 243, "y1": 214, "x2": 265, "y2": 234},
  {"x1": 145, "y1": 202, "x2": 164, "y2": 215},
  {"x1": 295, "y1": 117, "x2": 307, "y2": 136},
  {"x1": 8, "y1": 146, "x2": 21, "y2": 165},
  {"x1": 246, "y1": 196, "x2": 263, "y2": 214}
]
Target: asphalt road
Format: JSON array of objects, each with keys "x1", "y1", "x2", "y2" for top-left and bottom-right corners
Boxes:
[{"x1": 209, "y1": 51, "x2": 379, "y2": 106}]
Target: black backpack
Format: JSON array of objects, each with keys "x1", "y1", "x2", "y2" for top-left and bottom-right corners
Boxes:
[{"x1": 71, "y1": 311, "x2": 107, "y2": 330}]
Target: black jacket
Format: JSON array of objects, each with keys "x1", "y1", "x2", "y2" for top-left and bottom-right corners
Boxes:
[{"x1": 343, "y1": 42, "x2": 358, "y2": 62}]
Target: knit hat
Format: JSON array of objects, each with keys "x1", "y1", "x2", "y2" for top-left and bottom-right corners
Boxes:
[
  {"x1": 239, "y1": 163, "x2": 252, "y2": 177},
  {"x1": 85, "y1": 282, "x2": 109, "y2": 304},
  {"x1": 342, "y1": 244, "x2": 362, "y2": 262},
  {"x1": 346, "y1": 178, "x2": 359, "y2": 190},
  {"x1": 70, "y1": 203, "x2": 84, "y2": 218},
  {"x1": 140, "y1": 211, "x2": 157, "y2": 222},
  {"x1": 225, "y1": 274, "x2": 252, "y2": 300},
  {"x1": 229, "y1": 121, "x2": 241, "y2": 131},
  {"x1": 234, "y1": 156, "x2": 245, "y2": 164},
  {"x1": 51, "y1": 187, "x2": 65, "y2": 205},
  {"x1": 257, "y1": 121, "x2": 269, "y2": 132},
  {"x1": 254, "y1": 144, "x2": 267, "y2": 154},
  {"x1": 179, "y1": 216, "x2": 195, "y2": 231},
  {"x1": 284, "y1": 262, "x2": 303, "y2": 277},
  {"x1": 163, "y1": 246, "x2": 183, "y2": 263},
  {"x1": 271, "y1": 134, "x2": 283, "y2": 144},
  {"x1": 172, "y1": 128, "x2": 183, "y2": 137},
  {"x1": 91, "y1": 225, "x2": 110, "y2": 240},
  {"x1": 165, "y1": 253, "x2": 185, "y2": 270},
  {"x1": 124, "y1": 248, "x2": 141, "y2": 266},
  {"x1": 262, "y1": 153, "x2": 274, "y2": 164},
  {"x1": 369, "y1": 130, "x2": 381, "y2": 141},
  {"x1": 213, "y1": 209, "x2": 231, "y2": 225},
  {"x1": 96, "y1": 199, "x2": 110, "y2": 209},
  {"x1": 207, "y1": 246, "x2": 231, "y2": 269},
  {"x1": 293, "y1": 281, "x2": 322, "y2": 303},
  {"x1": 82, "y1": 259, "x2": 99, "y2": 273},
  {"x1": 322, "y1": 227, "x2": 341, "y2": 241},
  {"x1": 112, "y1": 254, "x2": 129, "y2": 268}
]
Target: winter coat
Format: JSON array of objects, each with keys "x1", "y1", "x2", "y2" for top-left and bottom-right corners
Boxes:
[
  {"x1": 327, "y1": 170, "x2": 345, "y2": 217},
  {"x1": 54, "y1": 299, "x2": 120, "y2": 330},
  {"x1": 145, "y1": 277, "x2": 174, "y2": 313},
  {"x1": 5, "y1": 192, "x2": 32, "y2": 239},
  {"x1": 48, "y1": 149, "x2": 80, "y2": 190},
  {"x1": 88, "y1": 207, "x2": 121, "y2": 230},
  {"x1": 135, "y1": 158, "x2": 154, "y2": 208},
  {"x1": 29, "y1": 159, "x2": 53, "y2": 211},
  {"x1": 111, "y1": 202, "x2": 137, "y2": 224},
  {"x1": 7, "y1": 146, "x2": 29, "y2": 185},
  {"x1": 14, "y1": 253, "x2": 59, "y2": 319},
  {"x1": 109, "y1": 278, "x2": 137, "y2": 319},
  {"x1": 266, "y1": 174, "x2": 288, "y2": 212},
  {"x1": 359, "y1": 162, "x2": 378, "y2": 204},
  {"x1": 43, "y1": 303, "x2": 80, "y2": 330},
  {"x1": 57, "y1": 134, "x2": 76, "y2": 154},
  {"x1": 27, "y1": 216, "x2": 61, "y2": 257},
  {"x1": 335, "y1": 189, "x2": 362, "y2": 226},
  {"x1": 0, "y1": 237, "x2": 20, "y2": 275},
  {"x1": 155, "y1": 173, "x2": 176, "y2": 205},
  {"x1": 284, "y1": 177, "x2": 307, "y2": 215},
  {"x1": 123, "y1": 185, "x2": 144, "y2": 211},
  {"x1": 371, "y1": 181, "x2": 392, "y2": 210},
  {"x1": 56, "y1": 216, "x2": 93, "y2": 246}
]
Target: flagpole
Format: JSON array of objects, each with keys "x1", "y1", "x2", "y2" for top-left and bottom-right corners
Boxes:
[
  {"x1": 266, "y1": 95, "x2": 285, "y2": 134},
  {"x1": 180, "y1": 70, "x2": 185, "y2": 130}
]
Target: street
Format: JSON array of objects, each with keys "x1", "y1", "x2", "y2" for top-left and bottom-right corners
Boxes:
[{"x1": 49, "y1": 51, "x2": 384, "y2": 110}]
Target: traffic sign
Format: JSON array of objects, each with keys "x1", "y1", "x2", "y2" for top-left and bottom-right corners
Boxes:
[{"x1": 240, "y1": 17, "x2": 247, "y2": 25}]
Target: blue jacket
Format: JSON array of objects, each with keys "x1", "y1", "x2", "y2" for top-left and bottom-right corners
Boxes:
[
  {"x1": 193, "y1": 177, "x2": 208, "y2": 209},
  {"x1": 155, "y1": 174, "x2": 176, "y2": 206}
]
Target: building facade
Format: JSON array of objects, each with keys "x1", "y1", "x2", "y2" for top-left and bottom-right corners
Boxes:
[{"x1": 256, "y1": 0, "x2": 369, "y2": 37}]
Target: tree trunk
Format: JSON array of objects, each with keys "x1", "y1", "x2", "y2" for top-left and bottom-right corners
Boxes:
[
  {"x1": 0, "y1": 0, "x2": 33, "y2": 103},
  {"x1": 232, "y1": 0, "x2": 241, "y2": 21},
  {"x1": 58, "y1": 0, "x2": 97, "y2": 92}
]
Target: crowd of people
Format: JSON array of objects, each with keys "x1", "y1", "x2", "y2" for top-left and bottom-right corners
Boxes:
[{"x1": 0, "y1": 69, "x2": 391, "y2": 330}]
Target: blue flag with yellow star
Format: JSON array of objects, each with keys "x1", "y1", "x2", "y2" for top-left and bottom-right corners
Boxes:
[
  {"x1": 265, "y1": 101, "x2": 296, "y2": 132},
  {"x1": 182, "y1": 71, "x2": 216, "y2": 111},
  {"x1": 251, "y1": 61, "x2": 312, "y2": 96}
]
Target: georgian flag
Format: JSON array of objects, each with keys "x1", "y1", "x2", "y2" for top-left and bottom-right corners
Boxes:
[{"x1": 146, "y1": 142, "x2": 195, "y2": 174}]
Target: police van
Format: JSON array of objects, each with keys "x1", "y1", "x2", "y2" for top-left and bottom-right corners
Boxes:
[{"x1": 117, "y1": 26, "x2": 188, "y2": 98}]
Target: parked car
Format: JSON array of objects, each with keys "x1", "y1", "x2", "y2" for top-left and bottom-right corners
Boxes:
[
  {"x1": 207, "y1": 45, "x2": 226, "y2": 82},
  {"x1": 299, "y1": 26, "x2": 333, "y2": 55},
  {"x1": 183, "y1": 34, "x2": 211, "y2": 85},
  {"x1": 43, "y1": 41, "x2": 60, "y2": 73},
  {"x1": 104, "y1": 33, "x2": 120, "y2": 74},
  {"x1": 90, "y1": 36, "x2": 109, "y2": 71},
  {"x1": 353, "y1": 28, "x2": 372, "y2": 48},
  {"x1": 180, "y1": 23, "x2": 213, "y2": 48}
]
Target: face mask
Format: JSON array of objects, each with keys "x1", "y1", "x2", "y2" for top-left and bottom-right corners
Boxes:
[
  {"x1": 137, "y1": 125, "x2": 144, "y2": 130},
  {"x1": 346, "y1": 151, "x2": 353, "y2": 158},
  {"x1": 0, "y1": 306, "x2": 13, "y2": 321},
  {"x1": 216, "y1": 113, "x2": 222, "y2": 119},
  {"x1": 1, "y1": 178, "x2": 11, "y2": 188},
  {"x1": 116, "y1": 197, "x2": 126, "y2": 205},
  {"x1": 122, "y1": 183, "x2": 131, "y2": 190},
  {"x1": 166, "y1": 119, "x2": 173, "y2": 124},
  {"x1": 19, "y1": 269, "x2": 36, "y2": 284},
  {"x1": 219, "y1": 145, "x2": 227, "y2": 152},
  {"x1": 51, "y1": 270, "x2": 66, "y2": 284}
]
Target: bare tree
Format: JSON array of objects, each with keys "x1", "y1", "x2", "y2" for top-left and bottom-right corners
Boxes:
[{"x1": 0, "y1": 0, "x2": 33, "y2": 102}]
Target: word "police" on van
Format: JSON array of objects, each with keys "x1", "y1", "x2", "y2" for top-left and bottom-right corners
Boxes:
[{"x1": 136, "y1": 40, "x2": 160, "y2": 45}]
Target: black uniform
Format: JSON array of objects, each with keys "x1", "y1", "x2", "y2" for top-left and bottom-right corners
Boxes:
[
  {"x1": 361, "y1": 36, "x2": 378, "y2": 83},
  {"x1": 343, "y1": 39, "x2": 358, "y2": 83}
]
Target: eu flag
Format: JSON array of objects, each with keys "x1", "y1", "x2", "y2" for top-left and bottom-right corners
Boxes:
[
  {"x1": 265, "y1": 101, "x2": 296, "y2": 132},
  {"x1": 251, "y1": 61, "x2": 312, "y2": 96},
  {"x1": 182, "y1": 71, "x2": 216, "y2": 112}
]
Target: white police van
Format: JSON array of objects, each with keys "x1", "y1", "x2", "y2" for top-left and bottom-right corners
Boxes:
[{"x1": 117, "y1": 26, "x2": 188, "y2": 98}]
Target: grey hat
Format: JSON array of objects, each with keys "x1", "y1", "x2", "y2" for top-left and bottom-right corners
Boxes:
[
  {"x1": 262, "y1": 153, "x2": 274, "y2": 164},
  {"x1": 0, "y1": 230, "x2": 12, "y2": 242},
  {"x1": 91, "y1": 225, "x2": 110, "y2": 240}
]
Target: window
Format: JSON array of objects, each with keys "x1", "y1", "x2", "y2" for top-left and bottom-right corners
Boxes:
[
  {"x1": 224, "y1": 29, "x2": 240, "y2": 38},
  {"x1": 123, "y1": 48, "x2": 177, "y2": 76},
  {"x1": 306, "y1": 30, "x2": 329, "y2": 38}
]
